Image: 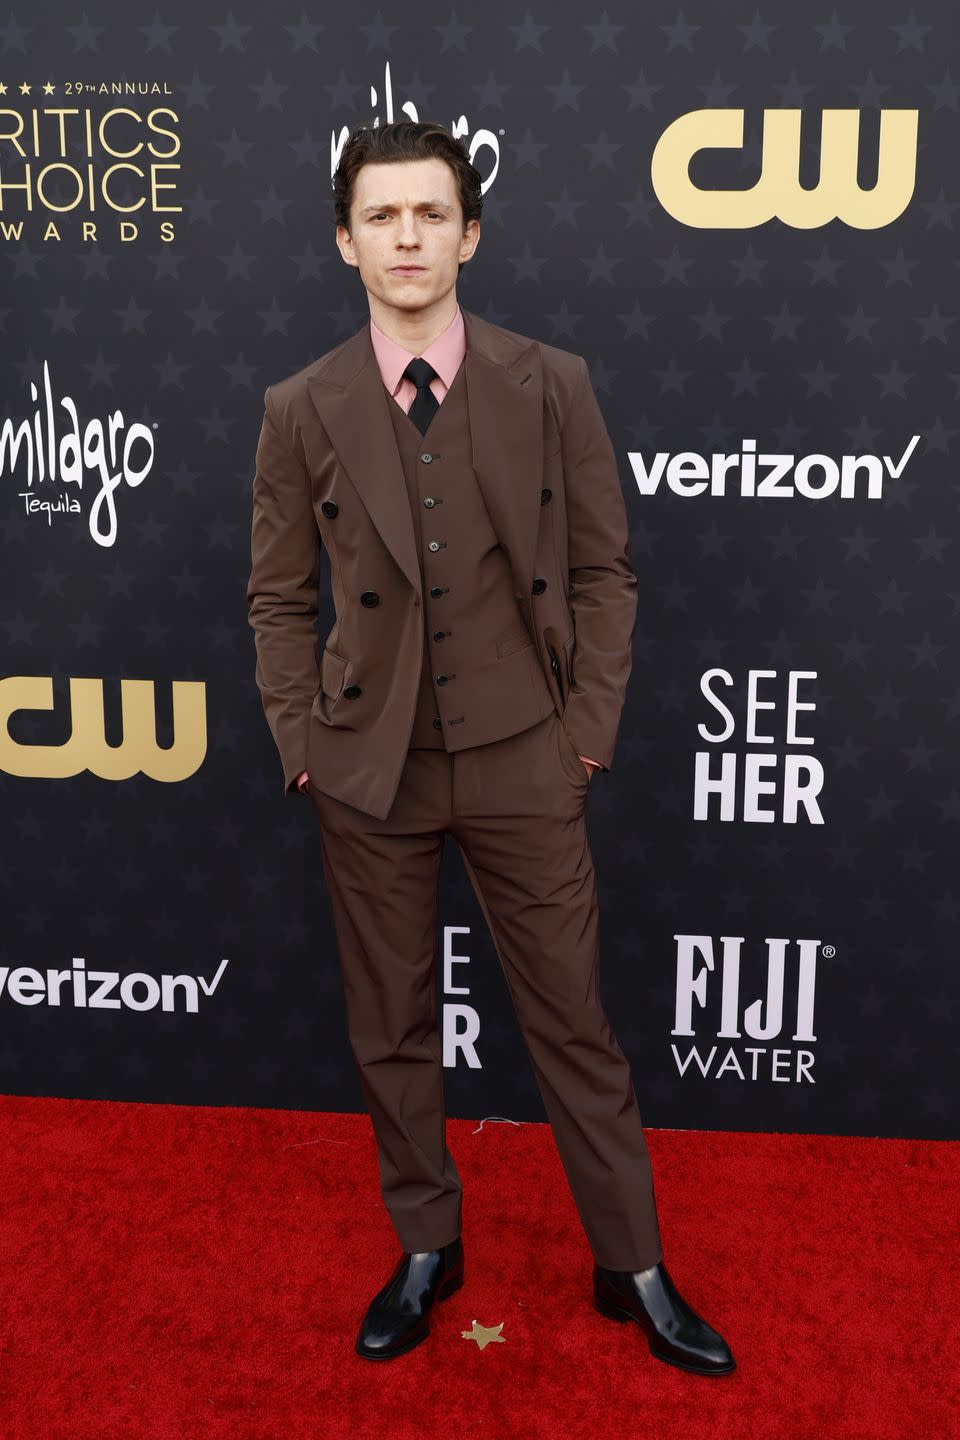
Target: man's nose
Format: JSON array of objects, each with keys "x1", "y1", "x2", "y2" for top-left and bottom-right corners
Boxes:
[{"x1": 395, "y1": 216, "x2": 422, "y2": 244}]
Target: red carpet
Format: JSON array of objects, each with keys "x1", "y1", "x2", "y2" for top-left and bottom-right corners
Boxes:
[{"x1": 0, "y1": 1094, "x2": 954, "y2": 1440}]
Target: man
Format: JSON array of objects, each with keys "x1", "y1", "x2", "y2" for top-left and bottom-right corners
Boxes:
[{"x1": 246, "y1": 120, "x2": 734, "y2": 1375}]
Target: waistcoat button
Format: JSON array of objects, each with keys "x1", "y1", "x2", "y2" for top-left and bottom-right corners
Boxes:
[
  {"x1": 423, "y1": 497, "x2": 436, "y2": 507},
  {"x1": 432, "y1": 718, "x2": 442, "y2": 730},
  {"x1": 540, "y1": 488, "x2": 552, "y2": 504},
  {"x1": 531, "y1": 577, "x2": 547, "y2": 595},
  {"x1": 428, "y1": 541, "x2": 441, "y2": 551},
  {"x1": 321, "y1": 500, "x2": 338, "y2": 517},
  {"x1": 430, "y1": 585, "x2": 444, "y2": 598},
  {"x1": 420, "y1": 453, "x2": 433, "y2": 463},
  {"x1": 360, "y1": 591, "x2": 379, "y2": 607},
  {"x1": 343, "y1": 684, "x2": 362, "y2": 699},
  {"x1": 436, "y1": 674, "x2": 448, "y2": 685}
]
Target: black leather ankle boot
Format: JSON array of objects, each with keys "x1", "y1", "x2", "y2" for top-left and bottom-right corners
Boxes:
[
  {"x1": 593, "y1": 1259, "x2": 735, "y2": 1375},
  {"x1": 356, "y1": 1236, "x2": 464, "y2": 1360}
]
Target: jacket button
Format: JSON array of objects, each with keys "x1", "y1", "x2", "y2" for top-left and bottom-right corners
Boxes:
[
  {"x1": 436, "y1": 674, "x2": 448, "y2": 685},
  {"x1": 360, "y1": 590, "x2": 379, "y2": 607},
  {"x1": 420, "y1": 452, "x2": 433, "y2": 463},
  {"x1": 430, "y1": 585, "x2": 444, "y2": 598},
  {"x1": 432, "y1": 718, "x2": 442, "y2": 730},
  {"x1": 343, "y1": 684, "x2": 362, "y2": 699},
  {"x1": 551, "y1": 655, "x2": 559, "y2": 674},
  {"x1": 321, "y1": 500, "x2": 338, "y2": 517},
  {"x1": 540, "y1": 488, "x2": 552, "y2": 504},
  {"x1": 531, "y1": 577, "x2": 547, "y2": 595},
  {"x1": 432, "y1": 630, "x2": 446, "y2": 642},
  {"x1": 423, "y1": 497, "x2": 436, "y2": 507}
]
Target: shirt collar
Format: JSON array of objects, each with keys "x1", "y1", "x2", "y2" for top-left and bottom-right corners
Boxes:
[{"x1": 369, "y1": 303, "x2": 465, "y2": 396}]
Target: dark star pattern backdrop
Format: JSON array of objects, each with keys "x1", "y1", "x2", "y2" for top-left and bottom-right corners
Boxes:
[{"x1": 0, "y1": 1, "x2": 956, "y2": 1140}]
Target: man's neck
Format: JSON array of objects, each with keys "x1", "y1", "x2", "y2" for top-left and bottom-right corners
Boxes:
[{"x1": 368, "y1": 294, "x2": 459, "y2": 355}]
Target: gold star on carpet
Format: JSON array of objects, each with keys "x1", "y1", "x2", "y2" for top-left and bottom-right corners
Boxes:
[
  {"x1": 0, "y1": 83, "x2": 7, "y2": 95},
  {"x1": 19, "y1": 81, "x2": 30, "y2": 94},
  {"x1": 461, "y1": 1319, "x2": 505, "y2": 1350},
  {"x1": 42, "y1": 81, "x2": 55, "y2": 95}
]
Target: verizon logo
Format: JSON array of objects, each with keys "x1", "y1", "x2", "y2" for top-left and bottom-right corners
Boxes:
[
  {"x1": 0, "y1": 956, "x2": 229, "y2": 1013},
  {"x1": 627, "y1": 434, "x2": 920, "y2": 500}
]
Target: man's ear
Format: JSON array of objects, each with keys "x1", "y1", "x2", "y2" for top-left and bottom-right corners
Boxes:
[{"x1": 335, "y1": 226, "x2": 359, "y2": 268}]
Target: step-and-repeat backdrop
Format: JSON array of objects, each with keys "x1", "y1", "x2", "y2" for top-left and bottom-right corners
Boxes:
[{"x1": 2, "y1": 3, "x2": 955, "y2": 1140}]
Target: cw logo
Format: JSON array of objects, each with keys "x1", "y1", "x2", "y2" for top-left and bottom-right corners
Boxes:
[
  {"x1": 0, "y1": 676, "x2": 206, "y2": 781},
  {"x1": 652, "y1": 108, "x2": 918, "y2": 229}
]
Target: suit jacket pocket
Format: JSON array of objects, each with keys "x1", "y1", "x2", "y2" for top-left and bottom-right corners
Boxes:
[
  {"x1": 497, "y1": 621, "x2": 534, "y2": 659},
  {"x1": 320, "y1": 645, "x2": 347, "y2": 700},
  {"x1": 556, "y1": 713, "x2": 589, "y2": 786},
  {"x1": 555, "y1": 629, "x2": 575, "y2": 707},
  {"x1": 561, "y1": 629, "x2": 575, "y2": 677}
]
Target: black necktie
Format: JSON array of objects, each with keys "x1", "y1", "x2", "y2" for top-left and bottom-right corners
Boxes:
[{"x1": 402, "y1": 357, "x2": 440, "y2": 435}]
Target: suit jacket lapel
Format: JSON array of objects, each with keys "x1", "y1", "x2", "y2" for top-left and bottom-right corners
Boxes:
[
  {"x1": 305, "y1": 323, "x2": 422, "y2": 596},
  {"x1": 305, "y1": 306, "x2": 544, "y2": 605},
  {"x1": 463, "y1": 308, "x2": 544, "y2": 610}
]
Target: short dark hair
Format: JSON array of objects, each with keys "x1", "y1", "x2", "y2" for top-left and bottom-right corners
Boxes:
[{"x1": 332, "y1": 120, "x2": 483, "y2": 272}]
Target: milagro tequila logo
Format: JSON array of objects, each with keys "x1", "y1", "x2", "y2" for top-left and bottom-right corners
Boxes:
[
  {"x1": 671, "y1": 934, "x2": 825, "y2": 1084},
  {"x1": 331, "y1": 60, "x2": 501, "y2": 193},
  {"x1": 1, "y1": 360, "x2": 155, "y2": 546}
]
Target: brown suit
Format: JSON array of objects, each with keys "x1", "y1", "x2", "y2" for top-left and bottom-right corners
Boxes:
[{"x1": 246, "y1": 307, "x2": 663, "y2": 1270}]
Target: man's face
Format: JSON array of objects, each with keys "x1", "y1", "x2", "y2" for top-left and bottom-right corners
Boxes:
[{"x1": 336, "y1": 156, "x2": 480, "y2": 314}]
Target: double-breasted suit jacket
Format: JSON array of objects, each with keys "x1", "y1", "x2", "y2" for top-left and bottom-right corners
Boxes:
[{"x1": 246, "y1": 306, "x2": 638, "y2": 820}]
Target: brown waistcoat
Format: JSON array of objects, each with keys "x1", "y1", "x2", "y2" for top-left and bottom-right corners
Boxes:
[{"x1": 383, "y1": 357, "x2": 556, "y2": 752}]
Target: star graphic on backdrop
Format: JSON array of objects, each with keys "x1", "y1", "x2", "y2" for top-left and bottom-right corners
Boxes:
[
  {"x1": 82, "y1": 351, "x2": 118, "y2": 387},
  {"x1": 0, "y1": 14, "x2": 30, "y2": 50},
  {"x1": 140, "y1": 12, "x2": 177, "y2": 50},
  {"x1": 815, "y1": 12, "x2": 854, "y2": 49},
  {"x1": 739, "y1": 12, "x2": 777, "y2": 50},
  {"x1": 218, "y1": 240, "x2": 256, "y2": 280},
  {"x1": 287, "y1": 128, "x2": 320, "y2": 167},
  {"x1": 182, "y1": 70, "x2": 214, "y2": 108},
  {"x1": 928, "y1": 69, "x2": 960, "y2": 108},
  {"x1": 285, "y1": 12, "x2": 323, "y2": 51},
  {"x1": 155, "y1": 353, "x2": 190, "y2": 388},
  {"x1": 661, "y1": 13, "x2": 700, "y2": 49},
  {"x1": 78, "y1": 249, "x2": 112, "y2": 280},
  {"x1": 210, "y1": 14, "x2": 250, "y2": 51},
  {"x1": 358, "y1": 12, "x2": 401, "y2": 49},
  {"x1": 251, "y1": 70, "x2": 288, "y2": 109},
  {"x1": 290, "y1": 241, "x2": 327, "y2": 280}
]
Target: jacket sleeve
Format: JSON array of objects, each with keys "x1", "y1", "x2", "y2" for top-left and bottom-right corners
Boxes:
[
  {"x1": 560, "y1": 356, "x2": 638, "y2": 773},
  {"x1": 246, "y1": 386, "x2": 322, "y2": 796}
]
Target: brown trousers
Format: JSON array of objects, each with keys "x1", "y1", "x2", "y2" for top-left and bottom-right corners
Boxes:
[{"x1": 307, "y1": 709, "x2": 663, "y2": 1271}]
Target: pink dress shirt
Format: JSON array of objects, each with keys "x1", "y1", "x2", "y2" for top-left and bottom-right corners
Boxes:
[{"x1": 365, "y1": 307, "x2": 600, "y2": 774}]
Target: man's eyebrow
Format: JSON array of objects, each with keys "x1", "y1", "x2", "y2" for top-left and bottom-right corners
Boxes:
[{"x1": 359, "y1": 200, "x2": 455, "y2": 215}]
